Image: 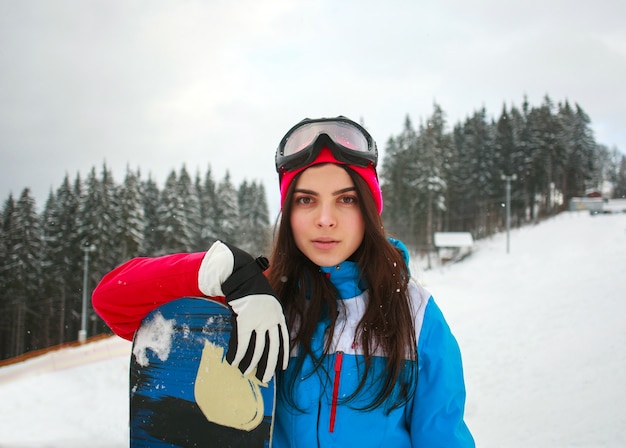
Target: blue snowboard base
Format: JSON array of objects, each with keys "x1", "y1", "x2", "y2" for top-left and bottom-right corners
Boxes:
[{"x1": 130, "y1": 297, "x2": 275, "y2": 447}]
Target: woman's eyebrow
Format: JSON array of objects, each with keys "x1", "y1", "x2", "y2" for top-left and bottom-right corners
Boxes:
[
  {"x1": 294, "y1": 186, "x2": 356, "y2": 196},
  {"x1": 293, "y1": 188, "x2": 318, "y2": 195},
  {"x1": 333, "y1": 187, "x2": 356, "y2": 195}
]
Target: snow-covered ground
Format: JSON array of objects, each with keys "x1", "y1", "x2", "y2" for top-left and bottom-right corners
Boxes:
[{"x1": 1, "y1": 210, "x2": 625, "y2": 447}]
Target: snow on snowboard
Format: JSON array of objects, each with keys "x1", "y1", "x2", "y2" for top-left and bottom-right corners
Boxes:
[{"x1": 130, "y1": 297, "x2": 275, "y2": 447}]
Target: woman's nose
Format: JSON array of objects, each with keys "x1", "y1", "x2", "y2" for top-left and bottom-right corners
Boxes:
[{"x1": 315, "y1": 203, "x2": 336, "y2": 228}]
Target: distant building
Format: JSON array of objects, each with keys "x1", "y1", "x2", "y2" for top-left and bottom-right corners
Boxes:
[
  {"x1": 570, "y1": 196, "x2": 626, "y2": 214},
  {"x1": 585, "y1": 188, "x2": 602, "y2": 198},
  {"x1": 569, "y1": 197, "x2": 603, "y2": 212}
]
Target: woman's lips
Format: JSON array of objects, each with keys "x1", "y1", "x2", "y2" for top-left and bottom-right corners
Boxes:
[{"x1": 312, "y1": 239, "x2": 338, "y2": 250}]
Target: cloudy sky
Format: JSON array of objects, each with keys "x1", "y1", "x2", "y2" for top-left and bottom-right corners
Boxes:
[{"x1": 1, "y1": 0, "x2": 625, "y2": 217}]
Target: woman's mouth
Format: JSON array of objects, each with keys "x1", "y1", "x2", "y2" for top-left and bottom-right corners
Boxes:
[{"x1": 312, "y1": 238, "x2": 338, "y2": 250}]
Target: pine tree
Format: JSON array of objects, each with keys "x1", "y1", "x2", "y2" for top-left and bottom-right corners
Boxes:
[
  {"x1": 381, "y1": 115, "x2": 418, "y2": 243},
  {"x1": 213, "y1": 171, "x2": 239, "y2": 244},
  {"x1": 495, "y1": 105, "x2": 515, "y2": 176},
  {"x1": 494, "y1": 104, "x2": 523, "y2": 228},
  {"x1": 117, "y1": 167, "x2": 145, "y2": 260},
  {"x1": 0, "y1": 195, "x2": 15, "y2": 357},
  {"x1": 507, "y1": 105, "x2": 528, "y2": 225},
  {"x1": 40, "y1": 174, "x2": 82, "y2": 345},
  {"x1": 142, "y1": 176, "x2": 161, "y2": 256},
  {"x1": 237, "y1": 180, "x2": 254, "y2": 252},
  {"x1": 77, "y1": 165, "x2": 120, "y2": 337},
  {"x1": 196, "y1": 166, "x2": 217, "y2": 250},
  {"x1": 456, "y1": 108, "x2": 498, "y2": 238},
  {"x1": 177, "y1": 165, "x2": 201, "y2": 252},
  {"x1": 525, "y1": 104, "x2": 549, "y2": 219},
  {"x1": 554, "y1": 101, "x2": 596, "y2": 205},
  {"x1": 255, "y1": 183, "x2": 271, "y2": 252},
  {"x1": 38, "y1": 192, "x2": 57, "y2": 348},
  {"x1": 410, "y1": 104, "x2": 450, "y2": 251},
  {"x1": 613, "y1": 153, "x2": 626, "y2": 199},
  {"x1": 237, "y1": 181, "x2": 270, "y2": 255},
  {"x1": 529, "y1": 96, "x2": 566, "y2": 217},
  {"x1": 6, "y1": 189, "x2": 42, "y2": 354},
  {"x1": 156, "y1": 170, "x2": 190, "y2": 255},
  {"x1": 447, "y1": 123, "x2": 470, "y2": 231}
]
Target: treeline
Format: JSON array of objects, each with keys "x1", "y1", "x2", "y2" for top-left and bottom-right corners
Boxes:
[
  {"x1": 2, "y1": 95, "x2": 625, "y2": 361},
  {"x1": 0, "y1": 164, "x2": 270, "y2": 360},
  {"x1": 381, "y1": 96, "x2": 626, "y2": 250}
]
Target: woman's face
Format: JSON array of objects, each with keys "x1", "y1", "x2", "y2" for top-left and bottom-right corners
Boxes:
[{"x1": 289, "y1": 163, "x2": 365, "y2": 267}]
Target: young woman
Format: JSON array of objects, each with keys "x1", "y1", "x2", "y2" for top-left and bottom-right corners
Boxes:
[{"x1": 93, "y1": 116, "x2": 474, "y2": 447}]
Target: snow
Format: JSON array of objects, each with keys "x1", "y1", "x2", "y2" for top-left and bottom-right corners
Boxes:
[
  {"x1": 1, "y1": 210, "x2": 625, "y2": 447},
  {"x1": 132, "y1": 311, "x2": 175, "y2": 367},
  {"x1": 433, "y1": 231, "x2": 475, "y2": 248}
]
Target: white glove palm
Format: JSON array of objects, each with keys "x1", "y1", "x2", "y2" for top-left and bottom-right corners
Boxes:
[{"x1": 228, "y1": 294, "x2": 287, "y2": 382}]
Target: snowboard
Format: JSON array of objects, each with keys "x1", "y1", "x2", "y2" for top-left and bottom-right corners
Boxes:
[{"x1": 130, "y1": 297, "x2": 276, "y2": 447}]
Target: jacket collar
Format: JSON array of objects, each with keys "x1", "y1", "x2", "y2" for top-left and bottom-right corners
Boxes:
[
  {"x1": 318, "y1": 238, "x2": 411, "y2": 300},
  {"x1": 319, "y1": 261, "x2": 366, "y2": 300}
]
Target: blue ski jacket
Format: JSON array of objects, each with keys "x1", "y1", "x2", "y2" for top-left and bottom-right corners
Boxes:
[{"x1": 273, "y1": 246, "x2": 474, "y2": 447}]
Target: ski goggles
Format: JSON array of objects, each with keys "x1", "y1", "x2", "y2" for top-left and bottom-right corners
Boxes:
[{"x1": 275, "y1": 116, "x2": 378, "y2": 178}]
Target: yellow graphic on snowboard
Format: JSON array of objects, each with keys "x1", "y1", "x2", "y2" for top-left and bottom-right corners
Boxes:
[{"x1": 194, "y1": 340, "x2": 265, "y2": 431}]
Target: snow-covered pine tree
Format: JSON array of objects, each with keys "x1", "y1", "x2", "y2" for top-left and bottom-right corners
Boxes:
[
  {"x1": 527, "y1": 96, "x2": 565, "y2": 217},
  {"x1": 117, "y1": 167, "x2": 145, "y2": 260},
  {"x1": 141, "y1": 176, "x2": 161, "y2": 256},
  {"x1": 381, "y1": 115, "x2": 417, "y2": 244},
  {"x1": 413, "y1": 104, "x2": 450, "y2": 252},
  {"x1": 456, "y1": 108, "x2": 497, "y2": 238},
  {"x1": 76, "y1": 164, "x2": 120, "y2": 336},
  {"x1": 177, "y1": 165, "x2": 201, "y2": 252},
  {"x1": 78, "y1": 165, "x2": 119, "y2": 276},
  {"x1": 0, "y1": 195, "x2": 16, "y2": 357},
  {"x1": 614, "y1": 153, "x2": 626, "y2": 198},
  {"x1": 237, "y1": 180, "x2": 270, "y2": 255},
  {"x1": 40, "y1": 174, "x2": 83, "y2": 345},
  {"x1": 6, "y1": 189, "x2": 41, "y2": 355},
  {"x1": 195, "y1": 166, "x2": 217, "y2": 250},
  {"x1": 558, "y1": 102, "x2": 597, "y2": 203},
  {"x1": 156, "y1": 170, "x2": 189, "y2": 255},
  {"x1": 212, "y1": 171, "x2": 239, "y2": 244}
]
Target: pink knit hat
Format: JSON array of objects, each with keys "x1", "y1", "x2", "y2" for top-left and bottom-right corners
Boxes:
[{"x1": 279, "y1": 147, "x2": 383, "y2": 214}]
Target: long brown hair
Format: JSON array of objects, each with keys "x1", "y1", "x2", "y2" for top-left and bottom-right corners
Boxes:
[{"x1": 268, "y1": 165, "x2": 418, "y2": 413}]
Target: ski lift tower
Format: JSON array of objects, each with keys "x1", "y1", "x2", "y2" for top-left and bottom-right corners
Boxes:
[
  {"x1": 501, "y1": 174, "x2": 517, "y2": 254},
  {"x1": 79, "y1": 243, "x2": 96, "y2": 343}
]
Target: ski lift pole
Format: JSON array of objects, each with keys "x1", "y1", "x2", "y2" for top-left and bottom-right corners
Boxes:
[
  {"x1": 501, "y1": 174, "x2": 517, "y2": 254},
  {"x1": 79, "y1": 243, "x2": 96, "y2": 343}
]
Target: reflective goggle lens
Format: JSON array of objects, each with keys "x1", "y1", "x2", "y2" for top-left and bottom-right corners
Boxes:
[
  {"x1": 275, "y1": 117, "x2": 378, "y2": 175},
  {"x1": 282, "y1": 122, "x2": 370, "y2": 157}
]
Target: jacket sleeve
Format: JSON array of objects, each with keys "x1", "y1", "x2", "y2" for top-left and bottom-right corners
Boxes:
[
  {"x1": 92, "y1": 252, "x2": 225, "y2": 341},
  {"x1": 411, "y1": 297, "x2": 475, "y2": 447}
]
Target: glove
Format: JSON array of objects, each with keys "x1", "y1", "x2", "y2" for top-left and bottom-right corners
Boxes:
[{"x1": 198, "y1": 240, "x2": 289, "y2": 383}]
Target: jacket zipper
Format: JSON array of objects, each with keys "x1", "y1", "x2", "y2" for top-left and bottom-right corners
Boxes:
[{"x1": 329, "y1": 351, "x2": 343, "y2": 433}]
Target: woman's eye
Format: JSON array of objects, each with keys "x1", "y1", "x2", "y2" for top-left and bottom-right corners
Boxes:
[
  {"x1": 295, "y1": 196, "x2": 313, "y2": 205},
  {"x1": 340, "y1": 195, "x2": 358, "y2": 204}
]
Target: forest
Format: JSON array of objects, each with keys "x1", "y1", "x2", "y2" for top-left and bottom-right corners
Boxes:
[
  {"x1": 382, "y1": 96, "x2": 625, "y2": 250},
  {"x1": 1, "y1": 95, "x2": 625, "y2": 361}
]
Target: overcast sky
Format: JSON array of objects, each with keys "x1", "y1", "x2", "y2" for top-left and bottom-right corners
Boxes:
[{"x1": 1, "y1": 0, "x2": 625, "y2": 218}]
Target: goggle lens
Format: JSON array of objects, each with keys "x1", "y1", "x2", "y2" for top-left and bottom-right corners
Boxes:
[
  {"x1": 276, "y1": 117, "x2": 377, "y2": 175},
  {"x1": 282, "y1": 122, "x2": 370, "y2": 157}
]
